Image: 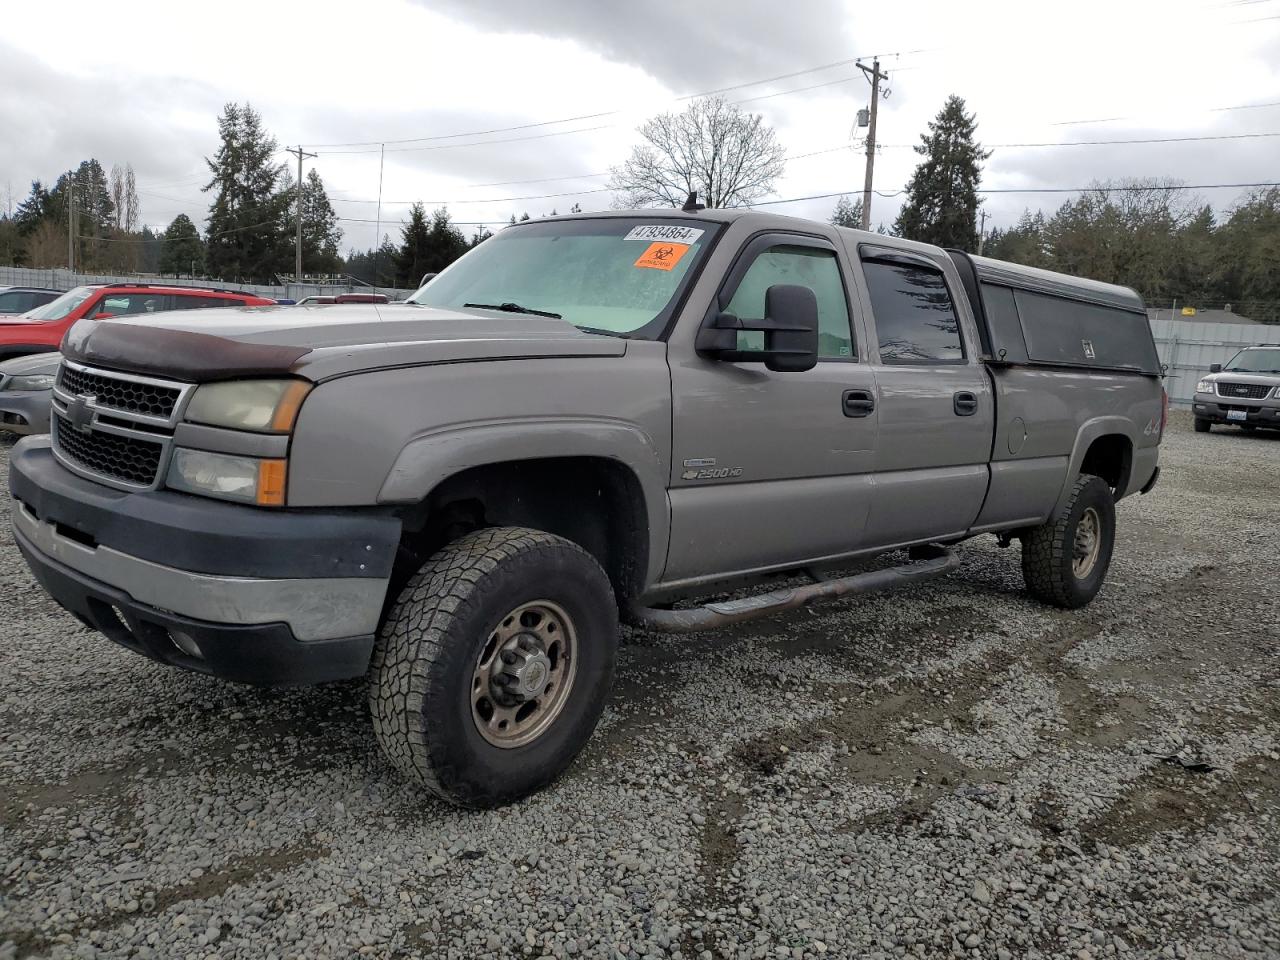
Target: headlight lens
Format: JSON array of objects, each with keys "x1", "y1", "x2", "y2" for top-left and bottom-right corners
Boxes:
[
  {"x1": 3, "y1": 374, "x2": 56, "y2": 392},
  {"x1": 185, "y1": 379, "x2": 311, "y2": 433},
  {"x1": 1274, "y1": 386, "x2": 1280, "y2": 399},
  {"x1": 1196, "y1": 379, "x2": 1215, "y2": 395},
  {"x1": 166, "y1": 449, "x2": 288, "y2": 506}
]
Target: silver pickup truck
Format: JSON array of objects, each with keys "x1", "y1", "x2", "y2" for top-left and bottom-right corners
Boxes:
[{"x1": 7, "y1": 209, "x2": 1165, "y2": 806}]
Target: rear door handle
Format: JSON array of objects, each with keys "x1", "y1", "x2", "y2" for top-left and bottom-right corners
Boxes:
[
  {"x1": 953, "y1": 391, "x2": 979, "y2": 416},
  {"x1": 842, "y1": 389, "x2": 876, "y2": 418}
]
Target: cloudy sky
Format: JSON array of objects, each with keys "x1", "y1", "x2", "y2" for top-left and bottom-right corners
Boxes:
[{"x1": 2, "y1": 0, "x2": 1277, "y2": 252}]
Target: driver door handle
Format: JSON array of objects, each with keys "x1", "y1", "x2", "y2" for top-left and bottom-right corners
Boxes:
[
  {"x1": 953, "y1": 391, "x2": 979, "y2": 416},
  {"x1": 842, "y1": 389, "x2": 876, "y2": 418}
]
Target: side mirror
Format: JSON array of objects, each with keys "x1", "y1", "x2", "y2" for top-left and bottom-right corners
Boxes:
[
  {"x1": 93, "y1": 312, "x2": 115, "y2": 320},
  {"x1": 1209, "y1": 363, "x2": 1222, "y2": 373},
  {"x1": 695, "y1": 283, "x2": 819, "y2": 373}
]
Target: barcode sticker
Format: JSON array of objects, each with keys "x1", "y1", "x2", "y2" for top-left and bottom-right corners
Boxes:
[{"x1": 624, "y1": 224, "x2": 705, "y2": 244}]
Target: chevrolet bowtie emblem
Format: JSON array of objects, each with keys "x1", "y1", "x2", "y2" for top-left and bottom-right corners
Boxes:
[{"x1": 67, "y1": 395, "x2": 95, "y2": 433}]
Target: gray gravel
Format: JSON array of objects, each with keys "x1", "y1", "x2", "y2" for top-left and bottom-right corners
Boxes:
[{"x1": 1, "y1": 411, "x2": 1278, "y2": 960}]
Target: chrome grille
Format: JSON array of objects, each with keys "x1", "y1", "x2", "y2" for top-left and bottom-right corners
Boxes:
[
  {"x1": 50, "y1": 361, "x2": 194, "y2": 491},
  {"x1": 1216, "y1": 381, "x2": 1272, "y2": 400},
  {"x1": 58, "y1": 363, "x2": 182, "y2": 418},
  {"x1": 52, "y1": 414, "x2": 163, "y2": 486}
]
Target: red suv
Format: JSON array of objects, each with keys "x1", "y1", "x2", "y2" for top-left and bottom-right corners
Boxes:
[{"x1": 0, "y1": 283, "x2": 275, "y2": 361}]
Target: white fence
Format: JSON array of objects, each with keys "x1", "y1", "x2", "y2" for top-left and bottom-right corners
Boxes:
[
  {"x1": 0, "y1": 266, "x2": 416, "y2": 302},
  {"x1": 1150, "y1": 318, "x2": 1280, "y2": 404}
]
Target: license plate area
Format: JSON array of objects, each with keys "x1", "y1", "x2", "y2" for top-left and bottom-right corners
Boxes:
[{"x1": 1227, "y1": 409, "x2": 1248, "y2": 421}]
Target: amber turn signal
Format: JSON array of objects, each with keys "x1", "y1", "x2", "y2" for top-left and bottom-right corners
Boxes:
[{"x1": 256, "y1": 459, "x2": 288, "y2": 507}]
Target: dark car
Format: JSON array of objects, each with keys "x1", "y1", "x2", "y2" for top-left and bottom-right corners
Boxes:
[
  {"x1": 0, "y1": 352, "x2": 59, "y2": 435},
  {"x1": 0, "y1": 287, "x2": 62, "y2": 317}
]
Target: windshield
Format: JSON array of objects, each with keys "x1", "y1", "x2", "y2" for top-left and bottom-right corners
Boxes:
[
  {"x1": 23, "y1": 286, "x2": 95, "y2": 322},
  {"x1": 407, "y1": 217, "x2": 718, "y2": 338},
  {"x1": 1225, "y1": 348, "x2": 1280, "y2": 373}
]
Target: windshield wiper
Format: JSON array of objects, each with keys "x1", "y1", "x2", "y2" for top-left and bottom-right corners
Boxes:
[{"x1": 463, "y1": 301, "x2": 561, "y2": 319}]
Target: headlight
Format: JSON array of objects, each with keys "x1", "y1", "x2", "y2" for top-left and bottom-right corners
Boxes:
[
  {"x1": 3, "y1": 374, "x2": 56, "y2": 392},
  {"x1": 1196, "y1": 379, "x2": 1215, "y2": 395},
  {"x1": 166, "y1": 449, "x2": 288, "y2": 507},
  {"x1": 185, "y1": 379, "x2": 311, "y2": 433},
  {"x1": 1274, "y1": 386, "x2": 1280, "y2": 399}
]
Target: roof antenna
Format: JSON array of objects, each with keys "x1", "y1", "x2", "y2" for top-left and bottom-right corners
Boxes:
[{"x1": 681, "y1": 191, "x2": 705, "y2": 212}]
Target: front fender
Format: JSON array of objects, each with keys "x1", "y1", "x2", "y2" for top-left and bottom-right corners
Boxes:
[{"x1": 378, "y1": 416, "x2": 670, "y2": 586}]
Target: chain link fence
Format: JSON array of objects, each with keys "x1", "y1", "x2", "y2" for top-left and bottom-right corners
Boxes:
[{"x1": 0, "y1": 266, "x2": 416, "y2": 302}]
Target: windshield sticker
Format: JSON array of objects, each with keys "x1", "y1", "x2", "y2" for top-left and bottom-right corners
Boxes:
[
  {"x1": 634, "y1": 241, "x2": 690, "y2": 271},
  {"x1": 624, "y1": 224, "x2": 705, "y2": 244}
]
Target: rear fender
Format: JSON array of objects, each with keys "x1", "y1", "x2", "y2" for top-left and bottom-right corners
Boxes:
[{"x1": 1051, "y1": 417, "x2": 1137, "y2": 516}]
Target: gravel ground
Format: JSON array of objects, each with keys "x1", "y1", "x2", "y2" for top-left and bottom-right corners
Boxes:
[{"x1": 1, "y1": 412, "x2": 1277, "y2": 960}]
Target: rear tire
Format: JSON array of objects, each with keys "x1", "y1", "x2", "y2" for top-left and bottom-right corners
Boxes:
[
  {"x1": 369, "y1": 526, "x2": 618, "y2": 807},
  {"x1": 1020, "y1": 475, "x2": 1116, "y2": 609},
  {"x1": 1193, "y1": 418, "x2": 1210, "y2": 433}
]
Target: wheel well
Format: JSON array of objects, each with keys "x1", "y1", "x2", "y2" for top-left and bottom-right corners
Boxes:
[
  {"x1": 395, "y1": 457, "x2": 649, "y2": 608},
  {"x1": 1079, "y1": 434, "x2": 1132, "y2": 493}
]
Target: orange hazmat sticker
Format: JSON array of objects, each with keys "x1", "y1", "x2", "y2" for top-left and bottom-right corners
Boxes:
[{"x1": 634, "y1": 241, "x2": 690, "y2": 271}]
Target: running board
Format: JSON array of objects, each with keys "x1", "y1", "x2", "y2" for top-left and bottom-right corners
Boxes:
[{"x1": 631, "y1": 545, "x2": 960, "y2": 634}]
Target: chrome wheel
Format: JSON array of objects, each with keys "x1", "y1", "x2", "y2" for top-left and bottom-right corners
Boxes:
[
  {"x1": 471, "y1": 600, "x2": 577, "y2": 749},
  {"x1": 1073, "y1": 506, "x2": 1102, "y2": 579}
]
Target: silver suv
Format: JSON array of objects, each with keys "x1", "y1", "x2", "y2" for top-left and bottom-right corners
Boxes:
[{"x1": 1193, "y1": 345, "x2": 1280, "y2": 433}]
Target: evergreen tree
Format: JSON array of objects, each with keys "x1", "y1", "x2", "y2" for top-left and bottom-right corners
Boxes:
[
  {"x1": 469, "y1": 226, "x2": 494, "y2": 248},
  {"x1": 301, "y1": 168, "x2": 342, "y2": 273},
  {"x1": 893, "y1": 96, "x2": 991, "y2": 250},
  {"x1": 393, "y1": 203, "x2": 432, "y2": 288},
  {"x1": 14, "y1": 181, "x2": 52, "y2": 234},
  {"x1": 830, "y1": 194, "x2": 864, "y2": 229},
  {"x1": 421, "y1": 207, "x2": 468, "y2": 274},
  {"x1": 158, "y1": 214, "x2": 206, "y2": 276},
  {"x1": 203, "y1": 102, "x2": 289, "y2": 281},
  {"x1": 985, "y1": 210, "x2": 1050, "y2": 267}
]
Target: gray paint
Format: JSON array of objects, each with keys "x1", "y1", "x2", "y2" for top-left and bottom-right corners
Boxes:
[
  {"x1": 10, "y1": 207, "x2": 1164, "y2": 627},
  {"x1": 12, "y1": 500, "x2": 386, "y2": 641}
]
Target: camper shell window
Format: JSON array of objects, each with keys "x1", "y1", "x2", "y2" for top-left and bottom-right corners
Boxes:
[{"x1": 948, "y1": 251, "x2": 1160, "y2": 375}]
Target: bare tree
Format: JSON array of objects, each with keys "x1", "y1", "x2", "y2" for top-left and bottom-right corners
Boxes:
[
  {"x1": 110, "y1": 164, "x2": 126, "y2": 230},
  {"x1": 609, "y1": 96, "x2": 786, "y2": 209},
  {"x1": 123, "y1": 165, "x2": 139, "y2": 232}
]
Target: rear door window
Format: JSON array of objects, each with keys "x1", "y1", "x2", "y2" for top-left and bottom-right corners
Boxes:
[
  {"x1": 95, "y1": 293, "x2": 172, "y2": 317},
  {"x1": 863, "y1": 260, "x2": 964, "y2": 363}
]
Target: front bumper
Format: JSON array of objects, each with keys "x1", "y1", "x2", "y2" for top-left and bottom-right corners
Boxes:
[
  {"x1": 8, "y1": 437, "x2": 402, "y2": 685},
  {"x1": 1192, "y1": 392, "x2": 1280, "y2": 427},
  {"x1": 0, "y1": 389, "x2": 52, "y2": 435}
]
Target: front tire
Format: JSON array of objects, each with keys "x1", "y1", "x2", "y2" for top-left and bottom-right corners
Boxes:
[
  {"x1": 369, "y1": 527, "x2": 618, "y2": 807},
  {"x1": 1020, "y1": 475, "x2": 1116, "y2": 609},
  {"x1": 1194, "y1": 418, "x2": 1211, "y2": 433}
]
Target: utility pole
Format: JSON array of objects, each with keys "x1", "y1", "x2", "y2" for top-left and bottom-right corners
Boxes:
[
  {"x1": 858, "y1": 58, "x2": 889, "y2": 231},
  {"x1": 67, "y1": 179, "x2": 75, "y2": 272},
  {"x1": 286, "y1": 146, "x2": 317, "y2": 284},
  {"x1": 978, "y1": 209, "x2": 989, "y2": 255}
]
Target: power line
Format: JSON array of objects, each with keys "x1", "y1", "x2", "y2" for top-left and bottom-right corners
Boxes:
[
  {"x1": 300, "y1": 50, "x2": 931, "y2": 151},
  {"x1": 749, "y1": 181, "x2": 1280, "y2": 207},
  {"x1": 1053, "y1": 98, "x2": 1280, "y2": 126},
  {"x1": 317, "y1": 131, "x2": 1280, "y2": 210},
  {"x1": 873, "y1": 131, "x2": 1280, "y2": 150},
  {"x1": 78, "y1": 220, "x2": 278, "y2": 244}
]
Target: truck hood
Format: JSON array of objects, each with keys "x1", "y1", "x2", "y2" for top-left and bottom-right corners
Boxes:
[
  {"x1": 1202, "y1": 371, "x2": 1280, "y2": 389},
  {"x1": 61, "y1": 303, "x2": 628, "y2": 381}
]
